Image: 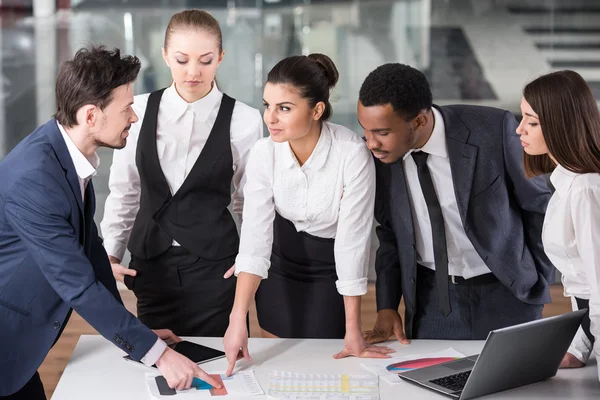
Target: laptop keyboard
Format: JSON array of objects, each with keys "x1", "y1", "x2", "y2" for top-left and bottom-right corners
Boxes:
[{"x1": 430, "y1": 370, "x2": 472, "y2": 392}]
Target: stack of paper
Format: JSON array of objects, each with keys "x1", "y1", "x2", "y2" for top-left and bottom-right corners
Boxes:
[
  {"x1": 267, "y1": 370, "x2": 379, "y2": 400},
  {"x1": 360, "y1": 348, "x2": 466, "y2": 384}
]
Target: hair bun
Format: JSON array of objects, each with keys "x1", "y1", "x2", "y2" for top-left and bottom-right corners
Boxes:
[{"x1": 307, "y1": 53, "x2": 339, "y2": 88}]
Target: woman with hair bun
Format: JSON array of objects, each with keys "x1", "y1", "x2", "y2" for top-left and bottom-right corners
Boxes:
[{"x1": 223, "y1": 53, "x2": 393, "y2": 375}]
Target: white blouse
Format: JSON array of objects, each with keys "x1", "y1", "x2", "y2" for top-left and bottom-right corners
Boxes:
[
  {"x1": 234, "y1": 122, "x2": 375, "y2": 296},
  {"x1": 542, "y1": 164, "x2": 600, "y2": 380},
  {"x1": 100, "y1": 83, "x2": 263, "y2": 260}
]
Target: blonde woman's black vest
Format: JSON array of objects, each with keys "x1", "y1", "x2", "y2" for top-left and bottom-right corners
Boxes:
[{"x1": 128, "y1": 88, "x2": 239, "y2": 260}]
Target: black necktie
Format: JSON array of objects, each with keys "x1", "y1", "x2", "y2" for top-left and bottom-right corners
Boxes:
[{"x1": 412, "y1": 151, "x2": 451, "y2": 317}]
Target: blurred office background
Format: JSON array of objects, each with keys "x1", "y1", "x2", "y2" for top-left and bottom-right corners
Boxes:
[{"x1": 1, "y1": 0, "x2": 598, "y2": 275}]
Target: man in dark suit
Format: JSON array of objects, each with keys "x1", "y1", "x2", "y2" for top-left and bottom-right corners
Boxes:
[
  {"x1": 0, "y1": 46, "x2": 220, "y2": 399},
  {"x1": 357, "y1": 64, "x2": 554, "y2": 342}
]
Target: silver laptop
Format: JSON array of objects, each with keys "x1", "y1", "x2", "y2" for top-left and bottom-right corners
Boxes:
[{"x1": 398, "y1": 310, "x2": 587, "y2": 400}]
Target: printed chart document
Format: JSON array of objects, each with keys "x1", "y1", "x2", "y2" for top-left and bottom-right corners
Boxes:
[
  {"x1": 145, "y1": 370, "x2": 263, "y2": 398},
  {"x1": 360, "y1": 348, "x2": 466, "y2": 384},
  {"x1": 267, "y1": 370, "x2": 379, "y2": 400}
]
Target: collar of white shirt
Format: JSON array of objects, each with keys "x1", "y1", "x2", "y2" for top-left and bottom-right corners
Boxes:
[
  {"x1": 550, "y1": 164, "x2": 577, "y2": 196},
  {"x1": 280, "y1": 121, "x2": 332, "y2": 170},
  {"x1": 56, "y1": 121, "x2": 99, "y2": 182},
  {"x1": 163, "y1": 81, "x2": 222, "y2": 123},
  {"x1": 403, "y1": 106, "x2": 447, "y2": 160}
]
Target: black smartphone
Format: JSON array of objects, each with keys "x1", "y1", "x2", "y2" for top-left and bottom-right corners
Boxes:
[{"x1": 123, "y1": 340, "x2": 226, "y2": 368}]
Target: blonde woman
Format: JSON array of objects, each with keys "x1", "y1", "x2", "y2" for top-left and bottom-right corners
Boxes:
[{"x1": 101, "y1": 10, "x2": 262, "y2": 336}]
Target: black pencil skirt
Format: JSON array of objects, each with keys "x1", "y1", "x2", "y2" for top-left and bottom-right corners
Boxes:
[{"x1": 255, "y1": 213, "x2": 345, "y2": 339}]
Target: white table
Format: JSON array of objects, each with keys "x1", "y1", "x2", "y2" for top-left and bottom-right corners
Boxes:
[{"x1": 52, "y1": 335, "x2": 600, "y2": 399}]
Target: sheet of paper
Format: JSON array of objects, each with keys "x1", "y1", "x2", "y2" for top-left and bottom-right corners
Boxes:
[
  {"x1": 360, "y1": 348, "x2": 466, "y2": 384},
  {"x1": 145, "y1": 370, "x2": 264, "y2": 398},
  {"x1": 267, "y1": 370, "x2": 379, "y2": 400}
]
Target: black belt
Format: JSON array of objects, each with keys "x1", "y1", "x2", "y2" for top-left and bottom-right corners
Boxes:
[{"x1": 418, "y1": 265, "x2": 498, "y2": 286}]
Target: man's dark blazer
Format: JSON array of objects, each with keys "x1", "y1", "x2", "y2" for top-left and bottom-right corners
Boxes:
[
  {"x1": 0, "y1": 119, "x2": 156, "y2": 395},
  {"x1": 374, "y1": 105, "x2": 554, "y2": 338}
]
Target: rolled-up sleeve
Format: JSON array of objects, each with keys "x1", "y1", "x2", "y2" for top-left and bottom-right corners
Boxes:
[
  {"x1": 333, "y1": 144, "x2": 375, "y2": 296},
  {"x1": 235, "y1": 140, "x2": 275, "y2": 279},
  {"x1": 231, "y1": 108, "x2": 264, "y2": 224}
]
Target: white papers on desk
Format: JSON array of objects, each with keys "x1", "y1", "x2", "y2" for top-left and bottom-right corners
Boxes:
[
  {"x1": 360, "y1": 348, "x2": 466, "y2": 384},
  {"x1": 267, "y1": 370, "x2": 379, "y2": 400},
  {"x1": 145, "y1": 370, "x2": 264, "y2": 398}
]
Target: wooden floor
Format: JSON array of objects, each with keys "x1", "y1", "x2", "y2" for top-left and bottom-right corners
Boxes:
[{"x1": 39, "y1": 284, "x2": 570, "y2": 398}]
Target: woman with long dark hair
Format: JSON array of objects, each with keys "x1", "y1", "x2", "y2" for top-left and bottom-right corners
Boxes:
[{"x1": 517, "y1": 69, "x2": 600, "y2": 380}]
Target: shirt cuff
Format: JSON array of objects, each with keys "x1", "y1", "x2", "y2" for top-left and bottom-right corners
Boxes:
[
  {"x1": 140, "y1": 338, "x2": 167, "y2": 366},
  {"x1": 567, "y1": 330, "x2": 593, "y2": 363},
  {"x1": 336, "y1": 277, "x2": 368, "y2": 296},
  {"x1": 103, "y1": 239, "x2": 128, "y2": 261},
  {"x1": 568, "y1": 346, "x2": 589, "y2": 364},
  {"x1": 234, "y1": 255, "x2": 270, "y2": 279}
]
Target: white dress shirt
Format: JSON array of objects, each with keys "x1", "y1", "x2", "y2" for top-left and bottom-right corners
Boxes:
[
  {"x1": 57, "y1": 122, "x2": 99, "y2": 198},
  {"x1": 403, "y1": 107, "x2": 491, "y2": 278},
  {"x1": 58, "y1": 121, "x2": 164, "y2": 366},
  {"x1": 235, "y1": 122, "x2": 375, "y2": 296},
  {"x1": 100, "y1": 83, "x2": 263, "y2": 260},
  {"x1": 543, "y1": 164, "x2": 600, "y2": 380}
]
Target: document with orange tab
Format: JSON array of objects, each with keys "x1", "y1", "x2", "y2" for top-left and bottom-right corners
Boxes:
[{"x1": 145, "y1": 370, "x2": 263, "y2": 398}]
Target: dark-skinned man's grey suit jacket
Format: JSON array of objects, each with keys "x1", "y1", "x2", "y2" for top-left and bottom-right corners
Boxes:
[{"x1": 374, "y1": 104, "x2": 554, "y2": 338}]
